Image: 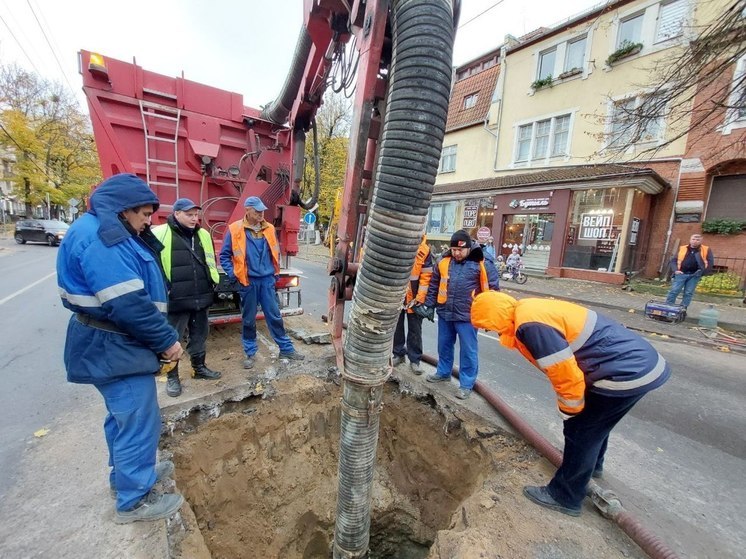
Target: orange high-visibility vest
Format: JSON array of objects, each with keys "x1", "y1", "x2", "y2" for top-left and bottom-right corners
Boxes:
[
  {"x1": 436, "y1": 256, "x2": 488, "y2": 304},
  {"x1": 228, "y1": 220, "x2": 281, "y2": 286},
  {"x1": 676, "y1": 245, "x2": 710, "y2": 271},
  {"x1": 405, "y1": 237, "x2": 433, "y2": 312}
]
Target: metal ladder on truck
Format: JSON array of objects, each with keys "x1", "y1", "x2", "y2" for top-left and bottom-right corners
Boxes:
[{"x1": 139, "y1": 100, "x2": 181, "y2": 200}]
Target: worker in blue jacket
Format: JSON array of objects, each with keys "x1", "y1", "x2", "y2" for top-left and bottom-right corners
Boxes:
[
  {"x1": 421, "y1": 229, "x2": 499, "y2": 399},
  {"x1": 57, "y1": 174, "x2": 184, "y2": 524}
]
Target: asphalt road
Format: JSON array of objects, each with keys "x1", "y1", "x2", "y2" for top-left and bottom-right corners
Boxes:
[
  {"x1": 297, "y1": 257, "x2": 746, "y2": 559},
  {"x1": 1, "y1": 241, "x2": 743, "y2": 558}
]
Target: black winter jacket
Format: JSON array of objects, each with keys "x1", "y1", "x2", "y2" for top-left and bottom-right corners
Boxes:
[{"x1": 164, "y1": 215, "x2": 214, "y2": 313}]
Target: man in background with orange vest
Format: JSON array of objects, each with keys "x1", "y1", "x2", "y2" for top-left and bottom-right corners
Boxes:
[
  {"x1": 421, "y1": 229, "x2": 499, "y2": 399},
  {"x1": 665, "y1": 233, "x2": 714, "y2": 308},
  {"x1": 471, "y1": 291, "x2": 670, "y2": 517},
  {"x1": 220, "y1": 196, "x2": 304, "y2": 369},
  {"x1": 393, "y1": 235, "x2": 433, "y2": 375}
]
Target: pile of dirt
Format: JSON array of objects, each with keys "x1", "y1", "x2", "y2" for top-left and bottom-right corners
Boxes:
[{"x1": 163, "y1": 375, "x2": 645, "y2": 559}]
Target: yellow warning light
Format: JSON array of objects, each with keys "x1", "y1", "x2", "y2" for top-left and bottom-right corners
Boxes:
[{"x1": 88, "y1": 53, "x2": 109, "y2": 80}]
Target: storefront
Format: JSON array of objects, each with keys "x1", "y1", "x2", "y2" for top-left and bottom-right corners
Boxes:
[{"x1": 432, "y1": 165, "x2": 669, "y2": 283}]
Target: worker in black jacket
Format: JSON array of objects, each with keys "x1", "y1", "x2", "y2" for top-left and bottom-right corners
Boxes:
[{"x1": 152, "y1": 198, "x2": 221, "y2": 397}]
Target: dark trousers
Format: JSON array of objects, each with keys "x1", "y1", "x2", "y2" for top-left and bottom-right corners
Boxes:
[
  {"x1": 547, "y1": 390, "x2": 645, "y2": 509},
  {"x1": 168, "y1": 308, "x2": 209, "y2": 357},
  {"x1": 393, "y1": 310, "x2": 423, "y2": 364}
]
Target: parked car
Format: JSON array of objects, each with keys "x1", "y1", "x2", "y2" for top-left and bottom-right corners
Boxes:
[{"x1": 14, "y1": 219, "x2": 69, "y2": 246}]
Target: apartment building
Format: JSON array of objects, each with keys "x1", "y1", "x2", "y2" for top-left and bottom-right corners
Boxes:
[{"x1": 430, "y1": 0, "x2": 740, "y2": 283}]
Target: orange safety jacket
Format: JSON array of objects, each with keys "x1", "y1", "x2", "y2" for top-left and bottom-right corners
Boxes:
[
  {"x1": 227, "y1": 220, "x2": 281, "y2": 286},
  {"x1": 436, "y1": 256, "x2": 489, "y2": 304},
  {"x1": 675, "y1": 244, "x2": 711, "y2": 272},
  {"x1": 471, "y1": 295, "x2": 670, "y2": 417},
  {"x1": 405, "y1": 238, "x2": 433, "y2": 312}
]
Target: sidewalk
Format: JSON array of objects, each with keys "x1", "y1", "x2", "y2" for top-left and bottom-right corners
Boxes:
[{"x1": 297, "y1": 241, "x2": 746, "y2": 352}]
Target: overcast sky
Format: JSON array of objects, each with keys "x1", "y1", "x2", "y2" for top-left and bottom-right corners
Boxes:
[{"x1": 1, "y1": 0, "x2": 606, "y2": 110}]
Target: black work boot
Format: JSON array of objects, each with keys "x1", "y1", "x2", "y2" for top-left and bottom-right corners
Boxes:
[
  {"x1": 166, "y1": 366, "x2": 182, "y2": 397},
  {"x1": 191, "y1": 353, "x2": 222, "y2": 380}
]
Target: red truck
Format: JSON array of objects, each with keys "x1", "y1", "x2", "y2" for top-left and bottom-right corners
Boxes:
[{"x1": 79, "y1": 1, "x2": 457, "y2": 557}]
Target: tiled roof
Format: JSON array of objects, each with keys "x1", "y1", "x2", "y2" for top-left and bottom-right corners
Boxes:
[
  {"x1": 434, "y1": 164, "x2": 670, "y2": 194},
  {"x1": 445, "y1": 64, "x2": 500, "y2": 132}
]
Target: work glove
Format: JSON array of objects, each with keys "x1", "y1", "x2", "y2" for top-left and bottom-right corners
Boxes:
[
  {"x1": 558, "y1": 408, "x2": 578, "y2": 421},
  {"x1": 413, "y1": 304, "x2": 434, "y2": 322}
]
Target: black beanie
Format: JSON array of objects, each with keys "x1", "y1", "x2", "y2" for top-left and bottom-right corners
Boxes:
[{"x1": 450, "y1": 229, "x2": 471, "y2": 248}]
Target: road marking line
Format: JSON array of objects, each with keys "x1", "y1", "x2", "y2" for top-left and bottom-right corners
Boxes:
[{"x1": 0, "y1": 271, "x2": 57, "y2": 306}]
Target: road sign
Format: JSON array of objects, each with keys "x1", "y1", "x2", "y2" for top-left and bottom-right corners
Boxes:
[
  {"x1": 477, "y1": 226, "x2": 491, "y2": 242},
  {"x1": 68, "y1": 197, "x2": 79, "y2": 207},
  {"x1": 70, "y1": 207, "x2": 79, "y2": 215},
  {"x1": 303, "y1": 213, "x2": 316, "y2": 225}
]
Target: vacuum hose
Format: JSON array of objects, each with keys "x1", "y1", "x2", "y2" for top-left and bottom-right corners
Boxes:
[
  {"x1": 332, "y1": 1, "x2": 454, "y2": 557},
  {"x1": 260, "y1": 27, "x2": 312, "y2": 125},
  {"x1": 420, "y1": 354, "x2": 681, "y2": 559}
]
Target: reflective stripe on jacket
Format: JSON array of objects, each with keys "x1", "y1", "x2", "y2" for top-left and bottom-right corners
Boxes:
[
  {"x1": 511, "y1": 298, "x2": 669, "y2": 415},
  {"x1": 227, "y1": 220, "x2": 280, "y2": 286},
  {"x1": 436, "y1": 256, "x2": 489, "y2": 304},
  {"x1": 152, "y1": 224, "x2": 219, "y2": 284},
  {"x1": 405, "y1": 238, "x2": 433, "y2": 312}
]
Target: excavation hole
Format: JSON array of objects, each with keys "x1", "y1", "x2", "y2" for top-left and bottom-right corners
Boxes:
[{"x1": 164, "y1": 375, "x2": 525, "y2": 559}]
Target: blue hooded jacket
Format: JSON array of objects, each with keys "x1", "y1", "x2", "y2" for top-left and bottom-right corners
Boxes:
[{"x1": 56, "y1": 174, "x2": 178, "y2": 384}]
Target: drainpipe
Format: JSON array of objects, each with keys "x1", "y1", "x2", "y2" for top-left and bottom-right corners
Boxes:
[
  {"x1": 659, "y1": 158, "x2": 684, "y2": 276},
  {"x1": 492, "y1": 45, "x2": 508, "y2": 172},
  {"x1": 420, "y1": 354, "x2": 681, "y2": 559},
  {"x1": 332, "y1": 1, "x2": 455, "y2": 558}
]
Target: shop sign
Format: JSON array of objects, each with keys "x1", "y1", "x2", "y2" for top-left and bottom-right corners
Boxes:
[
  {"x1": 579, "y1": 213, "x2": 614, "y2": 240},
  {"x1": 675, "y1": 213, "x2": 701, "y2": 223},
  {"x1": 476, "y1": 226, "x2": 491, "y2": 242},
  {"x1": 508, "y1": 197, "x2": 550, "y2": 210},
  {"x1": 629, "y1": 217, "x2": 640, "y2": 246},
  {"x1": 462, "y1": 201, "x2": 479, "y2": 228}
]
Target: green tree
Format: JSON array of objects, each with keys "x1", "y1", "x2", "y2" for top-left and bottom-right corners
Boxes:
[
  {"x1": 0, "y1": 64, "x2": 101, "y2": 218},
  {"x1": 302, "y1": 91, "x2": 351, "y2": 231}
]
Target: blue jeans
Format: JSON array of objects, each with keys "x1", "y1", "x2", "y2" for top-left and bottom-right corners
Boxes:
[
  {"x1": 239, "y1": 276, "x2": 294, "y2": 356},
  {"x1": 547, "y1": 391, "x2": 644, "y2": 509},
  {"x1": 435, "y1": 319, "x2": 479, "y2": 390},
  {"x1": 95, "y1": 374, "x2": 161, "y2": 511},
  {"x1": 665, "y1": 272, "x2": 702, "y2": 307}
]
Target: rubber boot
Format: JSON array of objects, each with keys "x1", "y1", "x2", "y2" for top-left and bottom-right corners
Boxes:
[
  {"x1": 191, "y1": 353, "x2": 222, "y2": 380},
  {"x1": 166, "y1": 366, "x2": 182, "y2": 397}
]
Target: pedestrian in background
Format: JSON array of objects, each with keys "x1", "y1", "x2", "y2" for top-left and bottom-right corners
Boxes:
[
  {"x1": 422, "y1": 229, "x2": 499, "y2": 399},
  {"x1": 483, "y1": 236, "x2": 496, "y2": 260},
  {"x1": 57, "y1": 174, "x2": 184, "y2": 523},
  {"x1": 393, "y1": 235, "x2": 433, "y2": 375},
  {"x1": 665, "y1": 233, "x2": 714, "y2": 308},
  {"x1": 152, "y1": 198, "x2": 222, "y2": 397},
  {"x1": 471, "y1": 291, "x2": 670, "y2": 516},
  {"x1": 220, "y1": 196, "x2": 304, "y2": 369}
]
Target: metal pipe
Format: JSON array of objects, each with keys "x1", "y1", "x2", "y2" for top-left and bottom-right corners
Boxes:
[
  {"x1": 420, "y1": 353, "x2": 680, "y2": 559},
  {"x1": 332, "y1": 1, "x2": 454, "y2": 557}
]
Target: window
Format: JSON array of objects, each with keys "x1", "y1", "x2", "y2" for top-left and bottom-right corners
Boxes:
[
  {"x1": 609, "y1": 95, "x2": 665, "y2": 147},
  {"x1": 564, "y1": 37, "x2": 586, "y2": 72},
  {"x1": 655, "y1": 0, "x2": 687, "y2": 43},
  {"x1": 706, "y1": 176, "x2": 746, "y2": 220},
  {"x1": 426, "y1": 201, "x2": 459, "y2": 235},
  {"x1": 618, "y1": 13, "x2": 644, "y2": 47},
  {"x1": 537, "y1": 48, "x2": 556, "y2": 80},
  {"x1": 439, "y1": 145, "x2": 457, "y2": 173},
  {"x1": 463, "y1": 93, "x2": 478, "y2": 109},
  {"x1": 513, "y1": 113, "x2": 572, "y2": 164}
]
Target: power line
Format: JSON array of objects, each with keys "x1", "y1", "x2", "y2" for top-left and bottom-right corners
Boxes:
[
  {"x1": 0, "y1": 121, "x2": 59, "y2": 185},
  {"x1": 25, "y1": 0, "x2": 76, "y2": 94},
  {"x1": 0, "y1": 12, "x2": 42, "y2": 74},
  {"x1": 458, "y1": 0, "x2": 506, "y2": 30}
]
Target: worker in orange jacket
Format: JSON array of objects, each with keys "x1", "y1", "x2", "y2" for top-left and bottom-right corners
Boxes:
[
  {"x1": 665, "y1": 233, "x2": 714, "y2": 308},
  {"x1": 392, "y1": 236, "x2": 433, "y2": 374},
  {"x1": 471, "y1": 291, "x2": 670, "y2": 516}
]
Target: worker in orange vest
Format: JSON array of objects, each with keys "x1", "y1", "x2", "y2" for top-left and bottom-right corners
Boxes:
[
  {"x1": 665, "y1": 233, "x2": 714, "y2": 308},
  {"x1": 393, "y1": 235, "x2": 433, "y2": 374},
  {"x1": 220, "y1": 196, "x2": 304, "y2": 369}
]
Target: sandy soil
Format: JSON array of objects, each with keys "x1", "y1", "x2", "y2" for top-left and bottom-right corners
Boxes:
[{"x1": 160, "y1": 319, "x2": 647, "y2": 559}]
